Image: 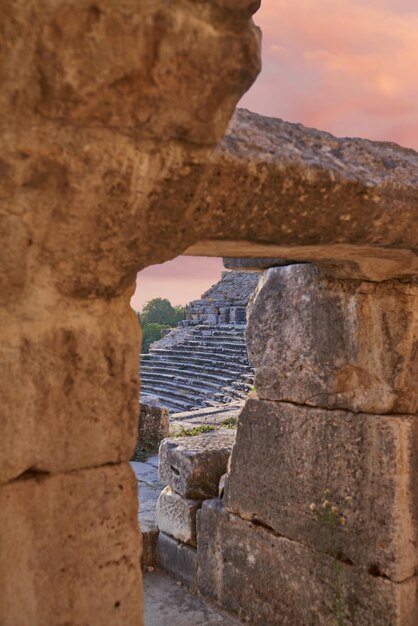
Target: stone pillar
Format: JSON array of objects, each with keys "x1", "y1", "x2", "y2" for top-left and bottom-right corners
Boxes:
[
  {"x1": 197, "y1": 264, "x2": 418, "y2": 626},
  {"x1": 0, "y1": 295, "x2": 144, "y2": 626},
  {"x1": 0, "y1": 2, "x2": 261, "y2": 624}
]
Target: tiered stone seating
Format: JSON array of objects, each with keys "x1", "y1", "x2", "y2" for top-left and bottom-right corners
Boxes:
[{"x1": 140, "y1": 324, "x2": 253, "y2": 412}]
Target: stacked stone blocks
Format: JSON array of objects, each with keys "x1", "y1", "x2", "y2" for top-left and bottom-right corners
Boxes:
[
  {"x1": 155, "y1": 431, "x2": 235, "y2": 586},
  {"x1": 197, "y1": 264, "x2": 418, "y2": 626}
]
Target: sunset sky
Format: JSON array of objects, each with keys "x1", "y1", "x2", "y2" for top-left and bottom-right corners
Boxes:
[{"x1": 131, "y1": 0, "x2": 418, "y2": 311}]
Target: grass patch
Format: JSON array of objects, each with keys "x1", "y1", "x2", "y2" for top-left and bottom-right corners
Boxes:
[
  {"x1": 171, "y1": 424, "x2": 216, "y2": 438},
  {"x1": 221, "y1": 416, "x2": 238, "y2": 428}
]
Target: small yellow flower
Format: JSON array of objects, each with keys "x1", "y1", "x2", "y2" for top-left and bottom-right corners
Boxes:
[
  {"x1": 323, "y1": 500, "x2": 330, "y2": 509},
  {"x1": 339, "y1": 516, "x2": 346, "y2": 526},
  {"x1": 324, "y1": 488, "x2": 331, "y2": 497},
  {"x1": 331, "y1": 506, "x2": 338, "y2": 514},
  {"x1": 309, "y1": 503, "x2": 317, "y2": 512}
]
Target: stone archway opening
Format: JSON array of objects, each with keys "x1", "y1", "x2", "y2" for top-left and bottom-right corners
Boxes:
[
  {"x1": 132, "y1": 237, "x2": 418, "y2": 626},
  {"x1": 129, "y1": 255, "x2": 262, "y2": 615},
  {"x1": 2, "y1": 2, "x2": 417, "y2": 625}
]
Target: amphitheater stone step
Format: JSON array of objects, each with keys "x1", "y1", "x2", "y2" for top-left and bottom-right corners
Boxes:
[{"x1": 140, "y1": 323, "x2": 254, "y2": 412}]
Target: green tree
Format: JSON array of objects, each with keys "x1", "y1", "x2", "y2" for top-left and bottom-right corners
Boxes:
[
  {"x1": 140, "y1": 298, "x2": 185, "y2": 326},
  {"x1": 172, "y1": 305, "x2": 186, "y2": 325},
  {"x1": 141, "y1": 323, "x2": 170, "y2": 353}
]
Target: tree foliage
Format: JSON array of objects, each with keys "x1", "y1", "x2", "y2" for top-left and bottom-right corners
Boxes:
[
  {"x1": 141, "y1": 323, "x2": 170, "y2": 354},
  {"x1": 138, "y1": 298, "x2": 186, "y2": 353},
  {"x1": 140, "y1": 298, "x2": 185, "y2": 326}
]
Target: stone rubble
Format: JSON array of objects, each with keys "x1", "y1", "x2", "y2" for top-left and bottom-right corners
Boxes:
[{"x1": 154, "y1": 421, "x2": 238, "y2": 587}]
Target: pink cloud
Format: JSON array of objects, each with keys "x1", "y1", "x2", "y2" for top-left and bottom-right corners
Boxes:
[
  {"x1": 241, "y1": 0, "x2": 418, "y2": 149},
  {"x1": 134, "y1": 1, "x2": 417, "y2": 308},
  {"x1": 131, "y1": 257, "x2": 223, "y2": 312}
]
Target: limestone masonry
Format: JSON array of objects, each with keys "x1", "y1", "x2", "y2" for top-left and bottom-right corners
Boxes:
[
  {"x1": 186, "y1": 270, "x2": 261, "y2": 324},
  {"x1": 1, "y1": 1, "x2": 417, "y2": 625}
]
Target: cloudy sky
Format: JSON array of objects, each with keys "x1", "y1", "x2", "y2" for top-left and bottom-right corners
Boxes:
[{"x1": 131, "y1": 0, "x2": 418, "y2": 311}]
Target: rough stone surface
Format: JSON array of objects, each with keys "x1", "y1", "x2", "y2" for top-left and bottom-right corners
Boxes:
[
  {"x1": 186, "y1": 270, "x2": 261, "y2": 323},
  {"x1": 186, "y1": 109, "x2": 418, "y2": 282},
  {"x1": 138, "y1": 403, "x2": 169, "y2": 448},
  {"x1": 159, "y1": 430, "x2": 236, "y2": 499},
  {"x1": 156, "y1": 532, "x2": 197, "y2": 588},
  {"x1": 0, "y1": 297, "x2": 140, "y2": 484},
  {"x1": 223, "y1": 256, "x2": 292, "y2": 270},
  {"x1": 197, "y1": 499, "x2": 418, "y2": 626},
  {"x1": 0, "y1": 2, "x2": 260, "y2": 303},
  {"x1": 246, "y1": 265, "x2": 418, "y2": 414},
  {"x1": 225, "y1": 398, "x2": 418, "y2": 582},
  {"x1": 1, "y1": 3, "x2": 260, "y2": 623},
  {"x1": 131, "y1": 458, "x2": 165, "y2": 568},
  {"x1": 0, "y1": 464, "x2": 143, "y2": 626},
  {"x1": 156, "y1": 486, "x2": 202, "y2": 546},
  {"x1": 1, "y1": 0, "x2": 260, "y2": 145},
  {"x1": 3, "y1": 1, "x2": 418, "y2": 623}
]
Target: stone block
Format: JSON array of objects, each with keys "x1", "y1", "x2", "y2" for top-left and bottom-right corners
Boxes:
[
  {"x1": 225, "y1": 398, "x2": 418, "y2": 582},
  {"x1": 138, "y1": 403, "x2": 169, "y2": 449},
  {"x1": 0, "y1": 298, "x2": 140, "y2": 484},
  {"x1": 156, "y1": 486, "x2": 202, "y2": 546},
  {"x1": 237, "y1": 307, "x2": 248, "y2": 323},
  {"x1": 197, "y1": 499, "x2": 418, "y2": 626},
  {"x1": 246, "y1": 265, "x2": 418, "y2": 414},
  {"x1": 2, "y1": 1, "x2": 260, "y2": 144},
  {"x1": 0, "y1": 463, "x2": 142, "y2": 626},
  {"x1": 156, "y1": 532, "x2": 197, "y2": 588},
  {"x1": 142, "y1": 528, "x2": 159, "y2": 568},
  {"x1": 159, "y1": 430, "x2": 236, "y2": 499}
]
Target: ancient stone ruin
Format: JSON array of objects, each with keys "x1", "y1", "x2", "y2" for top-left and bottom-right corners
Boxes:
[
  {"x1": 1, "y1": 1, "x2": 417, "y2": 625},
  {"x1": 140, "y1": 271, "x2": 258, "y2": 412},
  {"x1": 185, "y1": 270, "x2": 260, "y2": 325}
]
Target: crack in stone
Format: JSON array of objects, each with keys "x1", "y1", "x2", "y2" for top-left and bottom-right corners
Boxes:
[
  {"x1": 228, "y1": 510, "x2": 417, "y2": 583},
  {"x1": 257, "y1": 395, "x2": 417, "y2": 418}
]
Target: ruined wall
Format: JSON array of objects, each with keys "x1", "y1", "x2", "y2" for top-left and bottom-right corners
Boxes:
[
  {"x1": 197, "y1": 264, "x2": 418, "y2": 625},
  {"x1": 186, "y1": 270, "x2": 260, "y2": 323},
  {"x1": 0, "y1": 2, "x2": 260, "y2": 625},
  {"x1": 1, "y1": 1, "x2": 418, "y2": 624}
]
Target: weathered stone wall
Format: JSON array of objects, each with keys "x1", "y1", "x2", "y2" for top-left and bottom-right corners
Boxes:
[
  {"x1": 0, "y1": 2, "x2": 260, "y2": 624},
  {"x1": 197, "y1": 264, "x2": 418, "y2": 625},
  {"x1": 1, "y1": 1, "x2": 418, "y2": 624}
]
